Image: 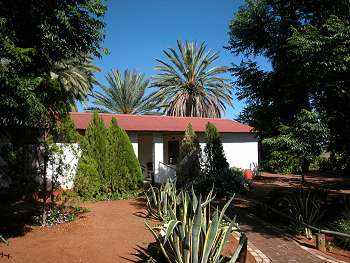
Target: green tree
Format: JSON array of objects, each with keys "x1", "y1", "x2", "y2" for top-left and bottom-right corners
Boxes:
[
  {"x1": 177, "y1": 124, "x2": 201, "y2": 187},
  {"x1": 288, "y1": 15, "x2": 350, "y2": 172},
  {"x1": 89, "y1": 69, "x2": 160, "y2": 114},
  {"x1": 263, "y1": 110, "x2": 329, "y2": 182},
  {"x1": 0, "y1": 0, "x2": 106, "y2": 132},
  {"x1": 203, "y1": 123, "x2": 229, "y2": 187},
  {"x1": 74, "y1": 113, "x2": 143, "y2": 199},
  {"x1": 227, "y1": 0, "x2": 349, "y2": 172},
  {"x1": 152, "y1": 40, "x2": 232, "y2": 117}
]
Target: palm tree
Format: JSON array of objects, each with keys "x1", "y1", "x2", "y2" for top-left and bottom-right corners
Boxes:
[
  {"x1": 50, "y1": 56, "x2": 100, "y2": 110},
  {"x1": 151, "y1": 40, "x2": 232, "y2": 118},
  {"x1": 88, "y1": 69, "x2": 160, "y2": 114}
]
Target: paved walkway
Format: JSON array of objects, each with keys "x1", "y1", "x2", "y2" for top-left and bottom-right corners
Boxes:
[{"x1": 235, "y1": 210, "x2": 323, "y2": 262}]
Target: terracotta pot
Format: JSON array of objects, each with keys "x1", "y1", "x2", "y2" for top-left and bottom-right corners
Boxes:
[{"x1": 244, "y1": 169, "x2": 254, "y2": 180}]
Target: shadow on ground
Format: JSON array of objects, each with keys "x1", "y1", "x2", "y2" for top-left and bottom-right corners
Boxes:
[{"x1": 0, "y1": 199, "x2": 42, "y2": 238}]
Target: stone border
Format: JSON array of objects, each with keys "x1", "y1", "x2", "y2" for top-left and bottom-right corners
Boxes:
[
  {"x1": 233, "y1": 231, "x2": 271, "y2": 263},
  {"x1": 299, "y1": 244, "x2": 348, "y2": 263}
]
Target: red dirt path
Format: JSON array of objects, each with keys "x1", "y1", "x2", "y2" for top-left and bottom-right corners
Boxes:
[
  {"x1": 1, "y1": 199, "x2": 254, "y2": 263},
  {"x1": 1, "y1": 199, "x2": 153, "y2": 263}
]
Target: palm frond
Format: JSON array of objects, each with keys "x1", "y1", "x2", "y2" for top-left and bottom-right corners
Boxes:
[{"x1": 88, "y1": 69, "x2": 161, "y2": 115}]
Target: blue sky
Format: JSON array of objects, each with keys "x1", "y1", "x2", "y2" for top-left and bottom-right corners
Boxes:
[{"x1": 83, "y1": 0, "x2": 270, "y2": 119}]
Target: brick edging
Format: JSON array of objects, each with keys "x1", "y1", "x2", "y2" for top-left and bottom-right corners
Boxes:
[
  {"x1": 232, "y1": 231, "x2": 271, "y2": 263},
  {"x1": 299, "y1": 244, "x2": 348, "y2": 263}
]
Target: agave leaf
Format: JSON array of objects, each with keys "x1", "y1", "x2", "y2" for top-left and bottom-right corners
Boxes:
[
  {"x1": 212, "y1": 220, "x2": 234, "y2": 262},
  {"x1": 219, "y1": 195, "x2": 235, "y2": 223},
  {"x1": 191, "y1": 197, "x2": 202, "y2": 263},
  {"x1": 201, "y1": 210, "x2": 219, "y2": 263},
  {"x1": 228, "y1": 233, "x2": 247, "y2": 263},
  {"x1": 184, "y1": 228, "x2": 191, "y2": 263},
  {"x1": 164, "y1": 220, "x2": 181, "y2": 245},
  {"x1": 145, "y1": 222, "x2": 172, "y2": 263},
  {"x1": 192, "y1": 186, "x2": 198, "y2": 214},
  {"x1": 150, "y1": 185, "x2": 158, "y2": 206}
]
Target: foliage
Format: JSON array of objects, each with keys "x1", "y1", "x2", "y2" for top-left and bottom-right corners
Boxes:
[
  {"x1": 227, "y1": 0, "x2": 349, "y2": 173},
  {"x1": 0, "y1": 0, "x2": 107, "y2": 131},
  {"x1": 334, "y1": 212, "x2": 350, "y2": 249},
  {"x1": 146, "y1": 186, "x2": 244, "y2": 263},
  {"x1": 32, "y1": 203, "x2": 89, "y2": 227},
  {"x1": 176, "y1": 124, "x2": 201, "y2": 188},
  {"x1": 0, "y1": 145, "x2": 39, "y2": 199},
  {"x1": 74, "y1": 112, "x2": 143, "y2": 200},
  {"x1": 89, "y1": 69, "x2": 160, "y2": 114},
  {"x1": 260, "y1": 150, "x2": 300, "y2": 174},
  {"x1": 274, "y1": 189, "x2": 323, "y2": 238},
  {"x1": 262, "y1": 109, "x2": 329, "y2": 175},
  {"x1": 224, "y1": 167, "x2": 250, "y2": 194},
  {"x1": 288, "y1": 14, "x2": 350, "y2": 172},
  {"x1": 52, "y1": 115, "x2": 80, "y2": 143},
  {"x1": 152, "y1": 40, "x2": 232, "y2": 117},
  {"x1": 200, "y1": 123, "x2": 230, "y2": 192},
  {"x1": 51, "y1": 56, "x2": 101, "y2": 110}
]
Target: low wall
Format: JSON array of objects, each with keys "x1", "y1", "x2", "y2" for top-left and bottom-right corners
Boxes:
[{"x1": 47, "y1": 143, "x2": 80, "y2": 189}]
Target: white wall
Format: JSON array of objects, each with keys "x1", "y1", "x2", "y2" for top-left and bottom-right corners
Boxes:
[
  {"x1": 198, "y1": 133, "x2": 258, "y2": 170},
  {"x1": 42, "y1": 131, "x2": 258, "y2": 189},
  {"x1": 222, "y1": 133, "x2": 258, "y2": 169},
  {"x1": 129, "y1": 133, "x2": 138, "y2": 158},
  {"x1": 47, "y1": 143, "x2": 80, "y2": 189},
  {"x1": 153, "y1": 134, "x2": 164, "y2": 184}
]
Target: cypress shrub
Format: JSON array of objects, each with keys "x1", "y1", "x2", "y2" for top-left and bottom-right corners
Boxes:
[
  {"x1": 203, "y1": 122, "x2": 229, "y2": 178},
  {"x1": 74, "y1": 113, "x2": 143, "y2": 199},
  {"x1": 198, "y1": 122, "x2": 230, "y2": 194},
  {"x1": 176, "y1": 124, "x2": 201, "y2": 187}
]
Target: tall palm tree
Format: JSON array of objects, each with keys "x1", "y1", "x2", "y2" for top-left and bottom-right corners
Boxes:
[
  {"x1": 88, "y1": 69, "x2": 160, "y2": 114},
  {"x1": 152, "y1": 40, "x2": 232, "y2": 118}
]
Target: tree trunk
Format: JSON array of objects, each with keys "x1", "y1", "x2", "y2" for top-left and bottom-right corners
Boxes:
[{"x1": 301, "y1": 159, "x2": 310, "y2": 184}]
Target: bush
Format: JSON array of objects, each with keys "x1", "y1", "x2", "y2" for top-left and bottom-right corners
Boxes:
[
  {"x1": 222, "y1": 167, "x2": 250, "y2": 194},
  {"x1": 191, "y1": 123, "x2": 249, "y2": 196},
  {"x1": 334, "y1": 212, "x2": 350, "y2": 249},
  {"x1": 261, "y1": 150, "x2": 301, "y2": 174},
  {"x1": 176, "y1": 124, "x2": 201, "y2": 187},
  {"x1": 74, "y1": 112, "x2": 143, "y2": 200}
]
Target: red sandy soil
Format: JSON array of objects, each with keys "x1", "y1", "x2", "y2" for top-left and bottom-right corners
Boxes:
[{"x1": 0, "y1": 199, "x2": 255, "y2": 263}]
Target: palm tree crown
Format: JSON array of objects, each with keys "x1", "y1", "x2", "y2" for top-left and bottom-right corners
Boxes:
[
  {"x1": 50, "y1": 56, "x2": 100, "y2": 111},
  {"x1": 152, "y1": 40, "x2": 232, "y2": 118},
  {"x1": 88, "y1": 69, "x2": 159, "y2": 114}
]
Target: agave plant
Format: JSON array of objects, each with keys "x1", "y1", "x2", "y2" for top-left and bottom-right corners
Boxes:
[
  {"x1": 145, "y1": 180, "x2": 178, "y2": 221},
  {"x1": 152, "y1": 40, "x2": 232, "y2": 118},
  {"x1": 146, "y1": 186, "x2": 245, "y2": 263},
  {"x1": 277, "y1": 188, "x2": 323, "y2": 238}
]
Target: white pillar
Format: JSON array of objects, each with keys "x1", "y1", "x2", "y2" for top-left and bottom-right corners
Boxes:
[
  {"x1": 129, "y1": 133, "x2": 138, "y2": 158},
  {"x1": 153, "y1": 134, "x2": 164, "y2": 183}
]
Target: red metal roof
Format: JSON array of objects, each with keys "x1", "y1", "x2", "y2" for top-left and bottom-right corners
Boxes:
[{"x1": 69, "y1": 112, "x2": 253, "y2": 133}]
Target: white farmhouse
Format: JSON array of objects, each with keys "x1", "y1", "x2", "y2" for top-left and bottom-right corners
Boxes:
[{"x1": 69, "y1": 112, "x2": 258, "y2": 185}]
